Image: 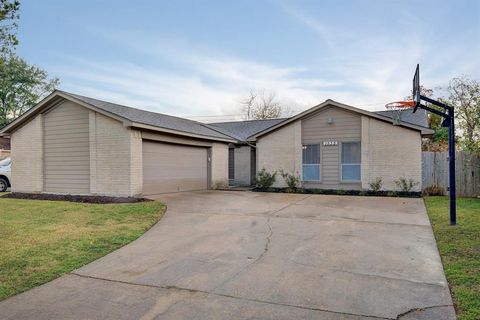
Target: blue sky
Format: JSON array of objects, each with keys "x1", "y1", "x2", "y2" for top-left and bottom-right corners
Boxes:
[{"x1": 16, "y1": 0, "x2": 480, "y2": 121}]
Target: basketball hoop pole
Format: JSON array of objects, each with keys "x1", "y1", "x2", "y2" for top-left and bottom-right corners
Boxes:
[
  {"x1": 448, "y1": 107, "x2": 456, "y2": 226},
  {"x1": 415, "y1": 95, "x2": 457, "y2": 225}
]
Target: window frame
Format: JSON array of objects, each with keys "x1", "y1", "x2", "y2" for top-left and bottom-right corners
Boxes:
[
  {"x1": 340, "y1": 141, "x2": 361, "y2": 183},
  {"x1": 302, "y1": 143, "x2": 321, "y2": 182}
]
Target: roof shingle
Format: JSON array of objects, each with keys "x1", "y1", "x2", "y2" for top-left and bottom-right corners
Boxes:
[
  {"x1": 206, "y1": 118, "x2": 287, "y2": 141},
  {"x1": 61, "y1": 91, "x2": 234, "y2": 141}
]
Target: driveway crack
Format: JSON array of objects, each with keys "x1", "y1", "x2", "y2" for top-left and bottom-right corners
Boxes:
[
  {"x1": 209, "y1": 216, "x2": 274, "y2": 291},
  {"x1": 68, "y1": 273, "x2": 391, "y2": 319},
  {"x1": 258, "y1": 216, "x2": 273, "y2": 261},
  {"x1": 395, "y1": 304, "x2": 455, "y2": 319}
]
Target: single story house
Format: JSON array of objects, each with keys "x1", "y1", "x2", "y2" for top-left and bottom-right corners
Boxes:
[{"x1": 0, "y1": 90, "x2": 432, "y2": 196}]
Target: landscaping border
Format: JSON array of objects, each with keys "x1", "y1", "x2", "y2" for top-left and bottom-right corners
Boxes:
[
  {"x1": 253, "y1": 187, "x2": 422, "y2": 198},
  {"x1": 0, "y1": 192, "x2": 151, "y2": 204}
]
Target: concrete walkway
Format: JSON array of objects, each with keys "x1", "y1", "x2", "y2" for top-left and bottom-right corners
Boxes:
[{"x1": 0, "y1": 191, "x2": 455, "y2": 319}]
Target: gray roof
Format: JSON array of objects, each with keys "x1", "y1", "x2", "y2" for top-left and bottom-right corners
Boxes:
[
  {"x1": 60, "y1": 91, "x2": 234, "y2": 141},
  {"x1": 375, "y1": 108, "x2": 429, "y2": 128},
  {"x1": 206, "y1": 118, "x2": 287, "y2": 141},
  {"x1": 55, "y1": 91, "x2": 430, "y2": 142}
]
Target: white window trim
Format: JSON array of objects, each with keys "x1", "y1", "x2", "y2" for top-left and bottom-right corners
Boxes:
[
  {"x1": 302, "y1": 144, "x2": 321, "y2": 182},
  {"x1": 340, "y1": 141, "x2": 361, "y2": 183}
]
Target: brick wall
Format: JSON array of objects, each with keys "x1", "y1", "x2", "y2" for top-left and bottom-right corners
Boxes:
[
  {"x1": 257, "y1": 121, "x2": 302, "y2": 188},
  {"x1": 89, "y1": 112, "x2": 133, "y2": 196},
  {"x1": 211, "y1": 142, "x2": 229, "y2": 188},
  {"x1": 129, "y1": 129, "x2": 143, "y2": 196},
  {"x1": 361, "y1": 116, "x2": 422, "y2": 191},
  {"x1": 11, "y1": 115, "x2": 43, "y2": 192}
]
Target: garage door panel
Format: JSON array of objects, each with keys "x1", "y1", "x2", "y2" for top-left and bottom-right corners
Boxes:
[{"x1": 142, "y1": 141, "x2": 208, "y2": 195}]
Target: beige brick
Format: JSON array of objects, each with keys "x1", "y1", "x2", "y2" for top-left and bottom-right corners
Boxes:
[
  {"x1": 361, "y1": 116, "x2": 422, "y2": 191},
  {"x1": 129, "y1": 129, "x2": 143, "y2": 196},
  {"x1": 11, "y1": 115, "x2": 43, "y2": 192},
  {"x1": 211, "y1": 142, "x2": 229, "y2": 188},
  {"x1": 90, "y1": 112, "x2": 133, "y2": 196},
  {"x1": 257, "y1": 121, "x2": 302, "y2": 188}
]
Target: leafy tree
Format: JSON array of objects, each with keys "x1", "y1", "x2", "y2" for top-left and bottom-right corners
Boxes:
[
  {"x1": 0, "y1": 54, "x2": 59, "y2": 127},
  {"x1": 445, "y1": 76, "x2": 480, "y2": 152},
  {"x1": 408, "y1": 86, "x2": 448, "y2": 151},
  {"x1": 0, "y1": 0, "x2": 20, "y2": 55},
  {"x1": 241, "y1": 89, "x2": 289, "y2": 120}
]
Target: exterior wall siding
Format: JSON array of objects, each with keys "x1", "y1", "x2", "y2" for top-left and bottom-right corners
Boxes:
[
  {"x1": 302, "y1": 106, "x2": 362, "y2": 190},
  {"x1": 11, "y1": 115, "x2": 44, "y2": 192},
  {"x1": 361, "y1": 116, "x2": 422, "y2": 191},
  {"x1": 257, "y1": 121, "x2": 302, "y2": 188},
  {"x1": 43, "y1": 101, "x2": 90, "y2": 194}
]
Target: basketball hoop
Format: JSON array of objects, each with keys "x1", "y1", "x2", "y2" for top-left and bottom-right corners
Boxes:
[{"x1": 385, "y1": 100, "x2": 415, "y2": 125}]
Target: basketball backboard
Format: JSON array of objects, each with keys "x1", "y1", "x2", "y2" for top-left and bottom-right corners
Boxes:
[{"x1": 412, "y1": 64, "x2": 420, "y2": 111}]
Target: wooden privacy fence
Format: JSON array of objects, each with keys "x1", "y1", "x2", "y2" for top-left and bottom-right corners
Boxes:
[{"x1": 422, "y1": 151, "x2": 480, "y2": 197}]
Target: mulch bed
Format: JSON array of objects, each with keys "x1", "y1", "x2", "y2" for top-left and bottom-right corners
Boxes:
[
  {"x1": 253, "y1": 187, "x2": 422, "y2": 198},
  {"x1": 1, "y1": 192, "x2": 151, "y2": 204}
]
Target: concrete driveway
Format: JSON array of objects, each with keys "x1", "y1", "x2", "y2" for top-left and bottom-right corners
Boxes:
[{"x1": 0, "y1": 191, "x2": 455, "y2": 319}]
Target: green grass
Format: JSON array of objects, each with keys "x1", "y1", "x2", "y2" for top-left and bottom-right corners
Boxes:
[
  {"x1": 0, "y1": 198, "x2": 165, "y2": 300},
  {"x1": 424, "y1": 196, "x2": 480, "y2": 320}
]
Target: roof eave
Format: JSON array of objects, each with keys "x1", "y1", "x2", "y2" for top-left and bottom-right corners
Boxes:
[
  {"x1": 0, "y1": 91, "x2": 60, "y2": 135},
  {"x1": 248, "y1": 100, "x2": 431, "y2": 140},
  {"x1": 129, "y1": 122, "x2": 237, "y2": 143},
  {"x1": 0, "y1": 91, "x2": 236, "y2": 143},
  {"x1": 0, "y1": 90, "x2": 134, "y2": 135}
]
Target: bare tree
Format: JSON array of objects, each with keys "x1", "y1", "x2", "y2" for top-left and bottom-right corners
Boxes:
[{"x1": 240, "y1": 89, "x2": 283, "y2": 120}]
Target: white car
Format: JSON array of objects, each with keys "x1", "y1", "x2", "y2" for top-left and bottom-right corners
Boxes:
[{"x1": 0, "y1": 157, "x2": 11, "y2": 192}]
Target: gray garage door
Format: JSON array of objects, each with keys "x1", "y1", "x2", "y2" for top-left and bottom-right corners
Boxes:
[{"x1": 142, "y1": 141, "x2": 208, "y2": 195}]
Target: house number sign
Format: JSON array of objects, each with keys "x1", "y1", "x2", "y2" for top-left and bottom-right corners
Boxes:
[{"x1": 323, "y1": 141, "x2": 338, "y2": 146}]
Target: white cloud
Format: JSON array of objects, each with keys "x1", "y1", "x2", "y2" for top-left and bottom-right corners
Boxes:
[{"x1": 51, "y1": 5, "x2": 478, "y2": 121}]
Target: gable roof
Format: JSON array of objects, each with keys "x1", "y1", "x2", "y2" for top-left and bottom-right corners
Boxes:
[
  {"x1": 206, "y1": 118, "x2": 287, "y2": 141},
  {"x1": 0, "y1": 91, "x2": 433, "y2": 143},
  {"x1": 248, "y1": 99, "x2": 434, "y2": 140},
  {"x1": 0, "y1": 91, "x2": 236, "y2": 143}
]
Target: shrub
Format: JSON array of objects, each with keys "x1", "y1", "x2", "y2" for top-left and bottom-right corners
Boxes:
[
  {"x1": 387, "y1": 191, "x2": 398, "y2": 197},
  {"x1": 394, "y1": 177, "x2": 419, "y2": 192},
  {"x1": 336, "y1": 189, "x2": 346, "y2": 195},
  {"x1": 423, "y1": 185, "x2": 446, "y2": 196},
  {"x1": 368, "y1": 177, "x2": 383, "y2": 192},
  {"x1": 359, "y1": 189, "x2": 368, "y2": 196},
  {"x1": 256, "y1": 168, "x2": 277, "y2": 189},
  {"x1": 280, "y1": 170, "x2": 300, "y2": 192}
]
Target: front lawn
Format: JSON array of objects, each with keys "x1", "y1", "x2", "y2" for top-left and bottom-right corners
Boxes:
[
  {"x1": 424, "y1": 196, "x2": 480, "y2": 320},
  {"x1": 0, "y1": 198, "x2": 164, "y2": 300}
]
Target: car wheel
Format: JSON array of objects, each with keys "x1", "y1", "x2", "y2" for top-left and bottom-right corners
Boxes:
[{"x1": 0, "y1": 178, "x2": 7, "y2": 192}]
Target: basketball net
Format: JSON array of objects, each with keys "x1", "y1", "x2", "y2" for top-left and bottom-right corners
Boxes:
[{"x1": 385, "y1": 101, "x2": 415, "y2": 125}]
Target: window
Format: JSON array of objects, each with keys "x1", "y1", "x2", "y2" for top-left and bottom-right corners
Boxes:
[
  {"x1": 302, "y1": 144, "x2": 320, "y2": 181},
  {"x1": 341, "y1": 142, "x2": 361, "y2": 181}
]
